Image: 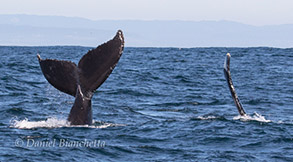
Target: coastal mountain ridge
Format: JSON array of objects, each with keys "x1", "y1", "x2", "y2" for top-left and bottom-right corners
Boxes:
[{"x1": 0, "y1": 14, "x2": 292, "y2": 47}]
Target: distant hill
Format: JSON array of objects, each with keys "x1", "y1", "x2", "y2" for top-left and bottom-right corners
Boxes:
[{"x1": 0, "y1": 14, "x2": 293, "y2": 47}]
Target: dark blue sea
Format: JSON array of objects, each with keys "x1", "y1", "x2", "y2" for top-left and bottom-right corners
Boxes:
[{"x1": 0, "y1": 46, "x2": 292, "y2": 161}]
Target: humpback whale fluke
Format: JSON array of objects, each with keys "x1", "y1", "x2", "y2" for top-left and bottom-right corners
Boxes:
[
  {"x1": 37, "y1": 30, "x2": 124, "y2": 125},
  {"x1": 224, "y1": 53, "x2": 247, "y2": 116}
]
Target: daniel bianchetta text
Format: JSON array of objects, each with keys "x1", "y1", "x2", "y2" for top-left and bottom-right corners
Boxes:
[{"x1": 15, "y1": 138, "x2": 106, "y2": 148}]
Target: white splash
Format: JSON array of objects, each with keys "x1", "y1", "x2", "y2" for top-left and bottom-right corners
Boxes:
[
  {"x1": 233, "y1": 112, "x2": 271, "y2": 123},
  {"x1": 197, "y1": 115, "x2": 217, "y2": 120},
  {"x1": 10, "y1": 117, "x2": 124, "y2": 129},
  {"x1": 11, "y1": 117, "x2": 69, "y2": 129}
]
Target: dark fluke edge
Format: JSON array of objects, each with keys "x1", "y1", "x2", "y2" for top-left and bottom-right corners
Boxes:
[
  {"x1": 224, "y1": 53, "x2": 247, "y2": 116},
  {"x1": 37, "y1": 30, "x2": 124, "y2": 125}
]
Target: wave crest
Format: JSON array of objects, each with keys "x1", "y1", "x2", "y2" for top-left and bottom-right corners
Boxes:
[{"x1": 197, "y1": 116, "x2": 218, "y2": 120}]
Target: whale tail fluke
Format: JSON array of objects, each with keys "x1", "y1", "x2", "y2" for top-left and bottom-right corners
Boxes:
[
  {"x1": 37, "y1": 54, "x2": 78, "y2": 96},
  {"x1": 37, "y1": 30, "x2": 124, "y2": 125},
  {"x1": 38, "y1": 30, "x2": 124, "y2": 97},
  {"x1": 78, "y1": 30, "x2": 124, "y2": 95},
  {"x1": 224, "y1": 53, "x2": 247, "y2": 116}
]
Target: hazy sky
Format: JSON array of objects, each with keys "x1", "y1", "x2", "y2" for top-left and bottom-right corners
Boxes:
[{"x1": 1, "y1": 0, "x2": 293, "y2": 26}]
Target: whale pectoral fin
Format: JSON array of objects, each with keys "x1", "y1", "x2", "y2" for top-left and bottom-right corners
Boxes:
[
  {"x1": 78, "y1": 30, "x2": 124, "y2": 93},
  {"x1": 38, "y1": 55, "x2": 78, "y2": 96},
  {"x1": 224, "y1": 53, "x2": 246, "y2": 116}
]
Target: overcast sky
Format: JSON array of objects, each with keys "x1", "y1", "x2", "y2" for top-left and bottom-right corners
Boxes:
[{"x1": 0, "y1": 0, "x2": 293, "y2": 26}]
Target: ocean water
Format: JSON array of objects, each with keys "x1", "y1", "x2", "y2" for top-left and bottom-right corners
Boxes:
[{"x1": 0, "y1": 46, "x2": 292, "y2": 161}]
